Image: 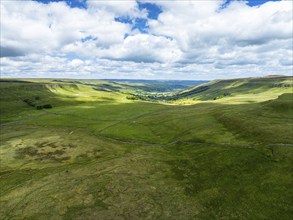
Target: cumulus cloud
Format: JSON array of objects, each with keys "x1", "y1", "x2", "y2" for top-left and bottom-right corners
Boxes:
[
  {"x1": 87, "y1": 0, "x2": 146, "y2": 18},
  {"x1": 0, "y1": 0, "x2": 131, "y2": 54},
  {"x1": 149, "y1": 0, "x2": 292, "y2": 64},
  {"x1": 99, "y1": 34, "x2": 182, "y2": 63},
  {"x1": 0, "y1": 0, "x2": 292, "y2": 79}
]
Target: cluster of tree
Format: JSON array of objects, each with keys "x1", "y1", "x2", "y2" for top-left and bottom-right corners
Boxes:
[
  {"x1": 125, "y1": 85, "x2": 212, "y2": 102},
  {"x1": 271, "y1": 83, "x2": 293, "y2": 87},
  {"x1": 127, "y1": 94, "x2": 174, "y2": 101},
  {"x1": 126, "y1": 95, "x2": 140, "y2": 100},
  {"x1": 157, "y1": 86, "x2": 210, "y2": 101},
  {"x1": 213, "y1": 92, "x2": 231, "y2": 100},
  {"x1": 126, "y1": 92, "x2": 185, "y2": 102},
  {"x1": 129, "y1": 84, "x2": 185, "y2": 92},
  {"x1": 22, "y1": 97, "x2": 52, "y2": 110}
]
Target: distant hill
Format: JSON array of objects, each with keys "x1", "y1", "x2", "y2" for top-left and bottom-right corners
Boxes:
[
  {"x1": 103, "y1": 79, "x2": 209, "y2": 92},
  {"x1": 169, "y1": 75, "x2": 293, "y2": 102}
]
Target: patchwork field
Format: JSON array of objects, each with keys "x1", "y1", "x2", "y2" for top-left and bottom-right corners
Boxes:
[{"x1": 0, "y1": 76, "x2": 293, "y2": 219}]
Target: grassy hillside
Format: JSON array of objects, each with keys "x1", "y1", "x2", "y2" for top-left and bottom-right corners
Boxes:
[
  {"x1": 0, "y1": 77, "x2": 292, "y2": 219},
  {"x1": 171, "y1": 75, "x2": 293, "y2": 104}
]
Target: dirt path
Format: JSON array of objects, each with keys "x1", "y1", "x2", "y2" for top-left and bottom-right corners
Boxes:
[
  {"x1": 0, "y1": 113, "x2": 50, "y2": 127},
  {"x1": 97, "y1": 107, "x2": 170, "y2": 133},
  {"x1": 0, "y1": 108, "x2": 118, "y2": 127}
]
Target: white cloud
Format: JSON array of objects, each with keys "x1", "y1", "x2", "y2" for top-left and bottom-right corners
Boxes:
[
  {"x1": 99, "y1": 34, "x2": 182, "y2": 63},
  {"x1": 0, "y1": 0, "x2": 292, "y2": 79},
  {"x1": 69, "y1": 59, "x2": 84, "y2": 67},
  {"x1": 0, "y1": 0, "x2": 132, "y2": 56},
  {"x1": 149, "y1": 0, "x2": 293, "y2": 64},
  {"x1": 87, "y1": 0, "x2": 146, "y2": 18}
]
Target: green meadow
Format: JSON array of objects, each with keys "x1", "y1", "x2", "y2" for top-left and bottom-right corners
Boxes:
[{"x1": 0, "y1": 76, "x2": 293, "y2": 219}]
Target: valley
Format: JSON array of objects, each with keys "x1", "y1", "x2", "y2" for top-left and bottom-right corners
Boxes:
[{"x1": 0, "y1": 75, "x2": 292, "y2": 219}]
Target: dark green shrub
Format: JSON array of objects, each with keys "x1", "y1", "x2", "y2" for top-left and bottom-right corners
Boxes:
[
  {"x1": 126, "y1": 95, "x2": 139, "y2": 100},
  {"x1": 23, "y1": 98, "x2": 36, "y2": 107},
  {"x1": 43, "y1": 104, "x2": 52, "y2": 109}
]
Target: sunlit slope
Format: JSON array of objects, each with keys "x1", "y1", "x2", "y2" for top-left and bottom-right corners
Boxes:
[
  {"x1": 0, "y1": 79, "x2": 128, "y2": 123},
  {"x1": 99, "y1": 93, "x2": 293, "y2": 146},
  {"x1": 173, "y1": 75, "x2": 293, "y2": 103}
]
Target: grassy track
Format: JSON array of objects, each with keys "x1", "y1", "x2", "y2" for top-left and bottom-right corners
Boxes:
[{"x1": 0, "y1": 77, "x2": 292, "y2": 219}]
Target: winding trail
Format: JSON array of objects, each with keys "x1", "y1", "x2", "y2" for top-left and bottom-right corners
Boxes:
[{"x1": 2, "y1": 103, "x2": 292, "y2": 150}]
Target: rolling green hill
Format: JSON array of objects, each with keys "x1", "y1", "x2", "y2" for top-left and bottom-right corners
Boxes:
[
  {"x1": 170, "y1": 75, "x2": 293, "y2": 103},
  {"x1": 0, "y1": 76, "x2": 292, "y2": 219}
]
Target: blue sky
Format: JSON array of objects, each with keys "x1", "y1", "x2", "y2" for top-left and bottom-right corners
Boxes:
[
  {"x1": 34, "y1": 0, "x2": 281, "y2": 34},
  {"x1": 1, "y1": 0, "x2": 291, "y2": 79},
  {"x1": 34, "y1": 0, "x2": 281, "y2": 8},
  {"x1": 34, "y1": 0, "x2": 87, "y2": 8}
]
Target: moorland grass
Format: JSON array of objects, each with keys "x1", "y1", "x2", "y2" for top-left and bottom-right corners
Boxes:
[{"x1": 0, "y1": 77, "x2": 292, "y2": 219}]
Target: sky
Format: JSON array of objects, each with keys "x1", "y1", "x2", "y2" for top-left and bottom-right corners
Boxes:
[{"x1": 0, "y1": 0, "x2": 292, "y2": 80}]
